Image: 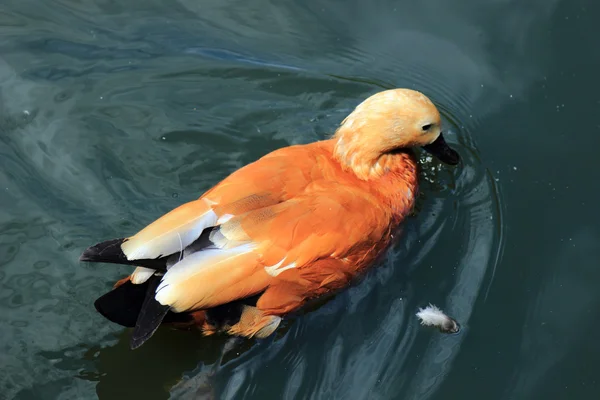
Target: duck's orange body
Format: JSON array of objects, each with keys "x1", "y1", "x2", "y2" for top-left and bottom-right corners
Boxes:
[{"x1": 81, "y1": 88, "x2": 459, "y2": 349}]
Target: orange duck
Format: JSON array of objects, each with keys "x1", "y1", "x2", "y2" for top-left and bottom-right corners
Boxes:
[{"x1": 81, "y1": 88, "x2": 460, "y2": 349}]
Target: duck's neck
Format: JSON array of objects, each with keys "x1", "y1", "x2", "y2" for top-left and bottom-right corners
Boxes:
[
  {"x1": 323, "y1": 136, "x2": 418, "y2": 221},
  {"x1": 332, "y1": 133, "x2": 414, "y2": 181},
  {"x1": 372, "y1": 152, "x2": 420, "y2": 222},
  {"x1": 333, "y1": 138, "x2": 381, "y2": 180}
]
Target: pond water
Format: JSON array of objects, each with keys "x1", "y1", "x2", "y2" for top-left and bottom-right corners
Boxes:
[{"x1": 1, "y1": 0, "x2": 599, "y2": 399}]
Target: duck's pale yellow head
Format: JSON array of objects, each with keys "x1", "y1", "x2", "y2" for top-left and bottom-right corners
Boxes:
[{"x1": 334, "y1": 88, "x2": 459, "y2": 178}]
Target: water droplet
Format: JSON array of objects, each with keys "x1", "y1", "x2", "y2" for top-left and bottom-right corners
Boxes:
[{"x1": 172, "y1": 193, "x2": 179, "y2": 198}]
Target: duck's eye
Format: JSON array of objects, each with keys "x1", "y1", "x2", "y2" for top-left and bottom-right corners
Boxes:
[{"x1": 422, "y1": 124, "x2": 433, "y2": 131}]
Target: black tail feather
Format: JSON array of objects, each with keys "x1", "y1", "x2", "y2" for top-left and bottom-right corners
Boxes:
[
  {"x1": 94, "y1": 279, "x2": 148, "y2": 328},
  {"x1": 130, "y1": 274, "x2": 171, "y2": 349},
  {"x1": 94, "y1": 278, "x2": 193, "y2": 330},
  {"x1": 94, "y1": 277, "x2": 265, "y2": 349},
  {"x1": 80, "y1": 238, "x2": 168, "y2": 271}
]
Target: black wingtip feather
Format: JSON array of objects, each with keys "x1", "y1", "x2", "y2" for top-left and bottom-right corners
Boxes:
[
  {"x1": 130, "y1": 274, "x2": 171, "y2": 350},
  {"x1": 80, "y1": 238, "x2": 168, "y2": 271},
  {"x1": 80, "y1": 237, "x2": 131, "y2": 264}
]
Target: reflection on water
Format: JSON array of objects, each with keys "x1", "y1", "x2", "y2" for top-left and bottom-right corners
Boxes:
[{"x1": 1, "y1": 0, "x2": 599, "y2": 399}]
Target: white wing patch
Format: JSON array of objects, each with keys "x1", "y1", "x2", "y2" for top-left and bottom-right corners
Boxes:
[
  {"x1": 208, "y1": 226, "x2": 250, "y2": 250},
  {"x1": 131, "y1": 267, "x2": 155, "y2": 284},
  {"x1": 154, "y1": 243, "x2": 256, "y2": 307},
  {"x1": 217, "y1": 213, "x2": 234, "y2": 224},
  {"x1": 121, "y1": 202, "x2": 218, "y2": 260},
  {"x1": 264, "y1": 259, "x2": 297, "y2": 277}
]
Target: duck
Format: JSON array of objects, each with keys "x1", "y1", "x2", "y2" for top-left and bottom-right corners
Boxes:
[{"x1": 80, "y1": 88, "x2": 460, "y2": 349}]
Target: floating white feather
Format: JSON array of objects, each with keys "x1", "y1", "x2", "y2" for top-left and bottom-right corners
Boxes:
[{"x1": 416, "y1": 304, "x2": 460, "y2": 334}]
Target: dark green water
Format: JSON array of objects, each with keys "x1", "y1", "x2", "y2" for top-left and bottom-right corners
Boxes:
[{"x1": 1, "y1": 0, "x2": 599, "y2": 399}]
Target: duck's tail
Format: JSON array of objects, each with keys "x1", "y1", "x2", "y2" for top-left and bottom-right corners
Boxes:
[{"x1": 94, "y1": 274, "x2": 195, "y2": 349}]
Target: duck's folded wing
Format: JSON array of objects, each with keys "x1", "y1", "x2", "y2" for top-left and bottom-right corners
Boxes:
[
  {"x1": 85, "y1": 147, "x2": 320, "y2": 273},
  {"x1": 121, "y1": 152, "x2": 307, "y2": 262},
  {"x1": 231, "y1": 185, "x2": 393, "y2": 271},
  {"x1": 153, "y1": 185, "x2": 392, "y2": 312}
]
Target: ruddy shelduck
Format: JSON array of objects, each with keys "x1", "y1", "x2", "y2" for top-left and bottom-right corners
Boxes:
[{"x1": 81, "y1": 88, "x2": 460, "y2": 349}]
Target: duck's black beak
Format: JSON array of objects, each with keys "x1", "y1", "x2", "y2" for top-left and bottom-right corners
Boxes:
[{"x1": 422, "y1": 133, "x2": 460, "y2": 165}]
